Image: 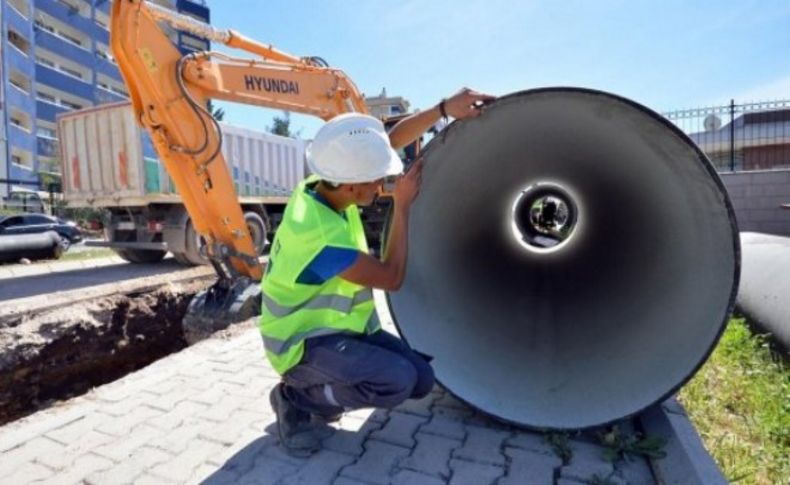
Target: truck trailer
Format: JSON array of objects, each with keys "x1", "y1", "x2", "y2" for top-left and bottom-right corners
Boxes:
[{"x1": 58, "y1": 102, "x2": 304, "y2": 264}]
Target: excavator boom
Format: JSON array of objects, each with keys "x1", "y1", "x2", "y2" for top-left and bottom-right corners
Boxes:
[{"x1": 110, "y1": 0, "x2": 368, "y2": 338}]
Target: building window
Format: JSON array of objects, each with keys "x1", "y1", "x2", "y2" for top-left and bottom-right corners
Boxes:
[
  {"x1": 8, "y1": 29, "x2": 31, "y2": 55},
  {"x1": 37, "y1": 127, "x2": 58, "y2": 139},
  {"x1": 36, "y1": 49, "x2": 91, "y2": 83},
  {"x1": 60, "y1": 66, "x2": 84, "y2": 80},
  {"x1": 34, "y1": 19, "x2": 56, "y2": 34},
  {"x1": 36, "y1": 91, "x2": 57, "y2": 103},
  {"x1": 60, "y1": 100, "x2": 83, "y2": 110},
  {"x1": 10, "y1": 110, "x2": 32, "y2": 132},
  {"x1": 11, "y1": 149, "x2": 34, "y2": 169},
  {"x1": 9, "y1": 71, "x2": 31, "y2": 94},
  {"x1": 8, "y1": 0, "x2": 31, "y2": 19}
]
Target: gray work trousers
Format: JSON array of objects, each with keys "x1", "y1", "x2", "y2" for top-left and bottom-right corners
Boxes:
[{"x1": 282, "y1": 330, "x2": 435, "y2": 416}]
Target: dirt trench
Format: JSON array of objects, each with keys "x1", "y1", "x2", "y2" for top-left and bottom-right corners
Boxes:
[{"x1": 0, "y1": 281, "x2": 210, "y2": 426}]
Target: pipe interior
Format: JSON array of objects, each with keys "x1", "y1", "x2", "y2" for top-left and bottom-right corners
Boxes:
[{"x1": 388, "y1": 89, "x2": 738, "y2": 429}]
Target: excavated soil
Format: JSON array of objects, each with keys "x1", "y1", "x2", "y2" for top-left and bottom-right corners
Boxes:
[{"x1": 0, "y1": 281, "x2": 210, "y2": 425}]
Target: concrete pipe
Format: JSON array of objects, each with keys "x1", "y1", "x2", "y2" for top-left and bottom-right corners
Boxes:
[
  {"x1": 737, "y1": 232, "x2": 790, "y2": 353},
  {"x1": 387, "y1": 88, "x2": 740, "y2": 429}
]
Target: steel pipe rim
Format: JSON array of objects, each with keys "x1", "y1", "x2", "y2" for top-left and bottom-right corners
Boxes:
[{"x1": 386, "y1": 87, "x2": 741, "y2": 430}]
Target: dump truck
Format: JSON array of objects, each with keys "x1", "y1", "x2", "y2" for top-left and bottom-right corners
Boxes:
[{"x1": 57, "y1": 102, "x2": 305, "y2": 264}]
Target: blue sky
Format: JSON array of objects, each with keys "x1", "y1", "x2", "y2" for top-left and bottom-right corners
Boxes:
[{"x1": 210, "y1": 0, "x2": 790, "y2": 138}]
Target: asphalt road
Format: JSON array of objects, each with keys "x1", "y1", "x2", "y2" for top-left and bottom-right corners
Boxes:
[{"x1": 0, "y1": 256, "x2": 203, "y2": 302}]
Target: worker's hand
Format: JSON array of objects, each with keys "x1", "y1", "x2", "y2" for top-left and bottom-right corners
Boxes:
[
  {"x1": 392, "y1": 158, "x2": 424, "y2": 209},
  {"x1": 444, "y1": 88, "x2": 496, "y2": 120}
]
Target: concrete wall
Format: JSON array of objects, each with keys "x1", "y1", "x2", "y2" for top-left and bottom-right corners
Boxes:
[{"x1": 719, "y1": 169, "x2": 790, "y2": 236}]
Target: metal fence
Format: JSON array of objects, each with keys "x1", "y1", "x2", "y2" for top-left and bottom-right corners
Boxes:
[{"x1": 662, "y1": 99, "x2": 790, "y2": 172}]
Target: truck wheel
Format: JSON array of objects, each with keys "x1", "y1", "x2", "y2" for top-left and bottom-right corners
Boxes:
[
  {"x1": 183, "y1": 220, "x2": 209, "y2": 266},
  {"x1": 114, "y1": 248, "x2": 168, "y2": 263},
  {"x1": 172, "y1": 252, "x2": 192, "y2": 265},
  {"x1": 244, "y1": 211, "x2": 267, "y2": 256}
]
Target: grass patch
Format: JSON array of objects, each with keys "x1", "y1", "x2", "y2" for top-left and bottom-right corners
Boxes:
[
  {"x1": 678, "y1": 317, "x2": 789, "y2": 484},
  {"x1": 60, "y1": 248, "x2": 116, "y2": 262}
]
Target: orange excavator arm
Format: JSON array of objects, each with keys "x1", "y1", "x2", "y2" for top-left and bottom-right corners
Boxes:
[{"x1": 110, "y1": 0, "x2": 368, "y2": 328}]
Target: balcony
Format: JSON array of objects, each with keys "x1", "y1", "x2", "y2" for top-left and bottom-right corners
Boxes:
[
  {"x1": 94, "y1": 55, "x2": 121, "y2": 79},
  {"x1": 33, "y1": 26, "x2": 94, "y2": 67},
  {"x1": 37, "y1": 136, "x2": 60, "y2": 158},
  {"x1": 34, "y1": 0, "x2": 95, "y2": 33},
  {"x1": 36, "y1": 100, "x2": 70, "y2": 122},
  {"x1": 35, "y1": 64, "x2": 94, "y2": 100},
  {"x1": 6, "y1": 4, "x2": 33, "y2": 35},
  {"x1": 8, "y1": 125, "x2": 37, "y2": 159},
  {"x1": 95, "y1": 86, "x2": 127, "y2": 105},
  {"x1": 5, "y1": 82, "x2": 36, "y2": 114}
]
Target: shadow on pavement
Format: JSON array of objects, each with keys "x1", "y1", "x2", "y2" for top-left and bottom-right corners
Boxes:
[{"x1": 202, "y1": 412, "x2": 389, "y2": 484}]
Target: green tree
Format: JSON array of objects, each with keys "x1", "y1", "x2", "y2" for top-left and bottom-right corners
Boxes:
[
  {"x1": 207, "y1": 100, "x2": 225, "y2": 121},
  {"x1": 267, "y1": 111, "x2": 302, "y2": 138}
]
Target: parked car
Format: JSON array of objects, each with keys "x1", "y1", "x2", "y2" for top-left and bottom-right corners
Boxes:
[
  {"x1": 0, "y1": 231, "x2": 64, "y2": 263},
  {"x1": 1, "y1": 188, "x2": 46, "y2": 213},
  {"x1": 0, "y1": 214, "x2": 82, "y2": 250}
]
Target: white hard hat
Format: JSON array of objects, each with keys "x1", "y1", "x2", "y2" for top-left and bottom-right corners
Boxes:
[{"x1": 306, "y1": 113, "x2": 403, "y2": 184}]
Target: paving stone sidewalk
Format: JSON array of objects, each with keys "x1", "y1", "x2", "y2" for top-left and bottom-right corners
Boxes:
[{"x1": 0, "y1": 316, "x2": 659, "y2": 485}]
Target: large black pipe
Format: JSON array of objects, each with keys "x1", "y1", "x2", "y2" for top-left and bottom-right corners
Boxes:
[{"x1": 388, "y1": 88, "x2": 740, "y2": 429}]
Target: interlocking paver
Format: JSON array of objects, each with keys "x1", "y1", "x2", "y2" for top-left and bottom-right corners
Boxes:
[
  {"x1": 340, "y1": 440, "x2": 411, "y2": 484},
  {"x1": 321, "y1": 417, "x2": 384, "y2": 456},
  {"x1": 235, "y1": 454, "x2": 299, "y2": 485},
  {"x1": 393, "y1": 391, "x2": 438, "y2": 417},
  {"x1": 421, "y1": 414, "x2": 467, "y2": 440},
  {"x1": 506, "y1": 430, "x2": 555, "y2": 456},
  {"x1": 37, "y1": 453, "x2": 114, "y2": 485},
  {"x1": 391, "y1": 469, "x2": 446, "y2": 485},
  {"x1": 199, "y1": 409, "x2": 262, "y2": 445},
  {"x1": 560, "y1": 461, "x2": 616, "y2": 483},
  {"x1": 146, "y1": 417, "x2": 214, "y2": 455},
  {"x1": 452, "y1": 424, "x2": 509, "y2": 466},
  {"x1": 499, "y1": 447, "x2": 561, "y2": 485},
  {"x1": 147, "y1": 400, "x2": 209, "y2": 429},
  {"x1": 95, "y1": 405, "x2": 163, "y2": 436},
  {"x1": 2, "y1": 462, "x2": 56, "y2": 483},
  {"x1": 87, "y1": 447, "x2": 173, "y2": 484},
  {"x1": 36, "y1": 430, "x2": 115, "y2": 470},
  {"x1": 45, "y1": 414, "x2": 109, "y2": 445},
  {"x1": 280, "y1": 449, "x2": 357, "y2": 484},
  {"x1": 0, "y1": 325, "x2": 660, "y2": 485},
  {"x1": 448, "y1": 458, "x2": 505, "y2": 485},
  {"x1": 398, "y1": 432, "x2": 461, "y2": 478},
  {"x1": 145, "y1": 387, "x2": 204, "y2": 413},
  {"x1": 149, "y1": 438, "x2": 226, "y2": 483},
  {"x1": 614, "y1": 456, "x2": 655, "y2": 484},
  {"x1": 190, "y1": 464, "x2": 240, "y2": 485},
  {"x1": 134, "y1": 473, "x2": 177, "y2": 485},
  {"x1": 92, "y1": 425, "x2": 165, "y2": 462},
  {"x1": 0, "y1": 436, "x2": 64, "y2": 477},
  {"x1": 369, "y1": 411, "x2": 428, "y2": 448}
]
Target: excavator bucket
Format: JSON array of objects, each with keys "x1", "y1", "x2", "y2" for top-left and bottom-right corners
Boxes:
[{"x1": 182, "y1": 277, "x2": 261, "y2": 344}]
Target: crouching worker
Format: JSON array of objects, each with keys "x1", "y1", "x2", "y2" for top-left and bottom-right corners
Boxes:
[{"x1": 259, "y1": 89, "x2": 495, "y2": 456}]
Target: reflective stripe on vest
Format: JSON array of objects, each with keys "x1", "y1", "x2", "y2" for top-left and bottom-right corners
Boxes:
[
  {"x1": 262, "y1": 288, "x2": 373, "y2": 318},
  {"x1": 262, "y1": 312, "x2": 381, "y2": 355}
]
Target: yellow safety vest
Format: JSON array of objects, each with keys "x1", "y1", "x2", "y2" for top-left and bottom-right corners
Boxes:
[{"x1": 259, "y1": 176, "x2": 378, "y2": 374}]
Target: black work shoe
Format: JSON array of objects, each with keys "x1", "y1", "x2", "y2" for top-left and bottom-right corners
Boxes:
[
  {"x1": 308, "y1": 413, "x2": 342, "y2": 440},
  {"x1": 269, "y1": 383, "x2": 321, "y2": 456},
  {"x1": 311, "y1": 412, "x2": 343, "y2": 425}
]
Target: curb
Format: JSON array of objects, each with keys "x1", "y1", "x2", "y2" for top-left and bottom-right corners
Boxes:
[{"x1": 639, "y1": 397, "x2": 726, "y2": 485}]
